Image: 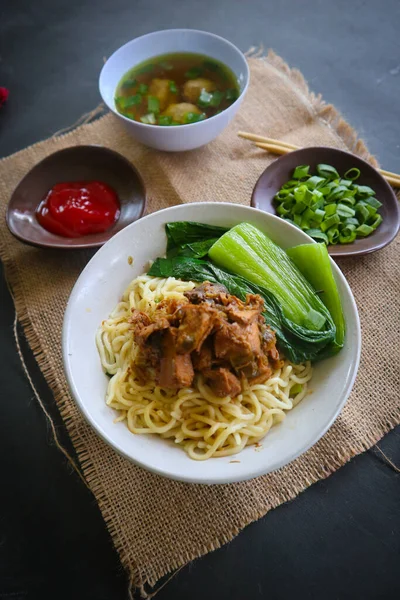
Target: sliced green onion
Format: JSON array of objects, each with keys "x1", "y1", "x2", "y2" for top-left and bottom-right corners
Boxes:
[
  {"x1": 292, "y1": 200, "x2": 307, "y2": 215},
  {"x1": 336, "y1": 203, "x2": 356, "y2": 218},
  {"x1": 277, "y1": 203, "x2": 292, "y2": 216},
  {"x1": 306, "y1": 175, "x2": 325, "y2": 189},
  {"x1": 344, "y1": 167, "x2": 361, "y2": 180},
  {"x1": 340, "y1": 195, "x2": 356, "y2": 206},
  {"x1": 294, "y1": 185, "x2": 308, "y2": 203},
  {"x1": 356, "y1": 224, "x2": 374, "y2": 237},
  {"x1": 321, "y1": 214, "x2": 341, "y2": 232},
  {"x1": 210, "y1": 90, "x2": 224, "y2": 107},
  {"x1": 344, "y1": 217, "x2": 359, "y2": 226},
  {"x1": 274, "y1": 163, "x2": 382, "y2": 246},
  {"x1": 198, "y1": 89, "x2": 213, "y2": 107},
  {"x1": 184, "y1": 112, "x2": 206, "y2": 124},
  {"x1": 169, "y1": 81, "x2": 178, "y2": 93},
  {"x1": 368, "y1": 213, "x2": 383, "y2": 229},
  {"x1": 290, "y1": 383, "x2": 303, "y2": 396},
  {"x1": 327, "y1": 227, "x2": 340, "y2": 245},
  {"x1": 116, "y1": 94, "x2": 142, "y2": 108},
  {"x1": 147, "y1": 96, "x2": 160, "y2": 114},
  {"x1": 355, "y1": 202, "x2": 370, "y2": 223},
  {"x1": 158, "y1": 115, "x2": 173, "y2": 126},
  {"x1": 364, "y1": 196, "x2": 382, "y2": 209},
  {"x1": 282, "y1": 179, "x2": 298, "y2": 189},
  {"x1": 355, "y1": 185, "x2": 375, "y2": 197},
  {"x1": 339, "y1": 229, "x2": 356, "y2": 244},
  {"x1": 140, "y1": 113, "x2": 156, "y2": 124},
  {"x1": 324, "y1": 204, "x2": 337, "y2": 217},
  {"x1": 293, "y1": 165, "x2": 310, "y2": 179},
  {"x1": 293, "y1": 214, "x2": 302, "y2": 227},
  {"x1": 326, "y1": 186, "x2": 349, "y2": 202},
  {"x1": 317, "y1": 164, "x2": 340, "y2": 179}
]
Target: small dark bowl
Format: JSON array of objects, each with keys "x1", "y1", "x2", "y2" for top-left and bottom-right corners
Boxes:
[
  {"x1": 6, "y1": 145, "x2": 146, "y2": 249},
  {"x1": 251, "y1": 147, "x2": 399, "y2": 257}
]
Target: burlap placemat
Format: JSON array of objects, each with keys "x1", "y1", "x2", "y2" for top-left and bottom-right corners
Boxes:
[{"x1": 1, "y1": 51, "x2": 399, "y2": 597}]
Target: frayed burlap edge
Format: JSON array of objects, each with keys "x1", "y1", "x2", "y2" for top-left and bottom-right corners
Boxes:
[{"x1": 1, "y1": 49, "x2": 397, "y2": 598}]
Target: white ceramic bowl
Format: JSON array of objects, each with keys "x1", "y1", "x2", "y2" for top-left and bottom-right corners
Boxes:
[
  {"x1": 99, "y1": 29, "x2": 250, "y2": 151},
  {"x1": 63, "y1": 203, "x2": 361, "y2": 484}
]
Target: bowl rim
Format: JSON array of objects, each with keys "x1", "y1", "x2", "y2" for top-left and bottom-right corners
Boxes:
[
  {"x1": 99, "y1": 28, "x2": 250, "y2": 130},
  {"x1": 62, "y1": 202, "x2": 361, "y2": 484},
  {"x1": 251, "y1": 145, "x2": 400, "y2": 258},
  {"x1": 6, "y1": 144, "x2": 147, "y2": 250}
]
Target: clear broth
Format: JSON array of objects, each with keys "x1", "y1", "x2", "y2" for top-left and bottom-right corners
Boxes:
[{"x1": 115, "y1": 52, "x2": 240, "y2": 126}]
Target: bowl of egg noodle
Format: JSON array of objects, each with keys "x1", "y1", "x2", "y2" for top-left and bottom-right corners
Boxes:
[{"x1": 62, "y1": 203, "x2": 360, "y2": 484}]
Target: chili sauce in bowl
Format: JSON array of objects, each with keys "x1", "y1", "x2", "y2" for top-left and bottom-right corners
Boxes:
[{"x1": 36, "y1": 181, "x2": 120, "y2": 238}]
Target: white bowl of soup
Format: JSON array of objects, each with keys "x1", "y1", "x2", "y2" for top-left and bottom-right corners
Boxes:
[{"x1": 99, "y1": 29, "x2": 250, "y2": 151}]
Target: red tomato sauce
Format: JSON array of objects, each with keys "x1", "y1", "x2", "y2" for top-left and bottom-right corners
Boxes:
[{"x1": 36, "y1": 181, "x2": 120, "y2": 238}]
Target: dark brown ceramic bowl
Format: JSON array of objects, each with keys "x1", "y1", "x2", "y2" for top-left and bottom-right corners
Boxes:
[
  {"x1": 251, "y1": 147, "x2": 399, "y2": 257},
  {"x1": 6, "y1": 145, "x2": 146, "y2": 249}
]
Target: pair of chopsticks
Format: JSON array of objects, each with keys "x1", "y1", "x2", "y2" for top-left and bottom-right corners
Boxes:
[{"x1": 238, "y1": 132, "x2": 400, "y2": 189}]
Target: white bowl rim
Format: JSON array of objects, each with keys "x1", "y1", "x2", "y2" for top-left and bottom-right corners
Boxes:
[
  {"x1": 62, "y1": 203, "x2": 361, "y2": 484},
  {"x1": 99, "y1": 28, "x2": 250, "y2": 130}
]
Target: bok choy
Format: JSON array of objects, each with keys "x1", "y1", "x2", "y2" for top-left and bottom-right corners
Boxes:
[
  {"x1": 208, "y1": 223, "x2": 331, "y2": 331},
  {"x1": 286, "y1": 242, "x2": 345, "y2": 347},
  {"x1": 147, "y1": 221, "x2": 343, "y2": 363}
]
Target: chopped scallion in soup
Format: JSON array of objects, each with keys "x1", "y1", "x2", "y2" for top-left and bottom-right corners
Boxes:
[{"x1": 114, "y1": 52, "x2": 240, "y2": 126}]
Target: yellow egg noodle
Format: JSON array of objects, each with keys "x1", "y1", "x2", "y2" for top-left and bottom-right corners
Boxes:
[{"x1": 96, "y1": 275, "x2": 313, "y2": 460}]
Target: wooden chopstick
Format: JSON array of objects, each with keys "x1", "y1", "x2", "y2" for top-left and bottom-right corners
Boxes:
[{"x1": 237, "y1": 131, "x2": 400, "y2": 189}]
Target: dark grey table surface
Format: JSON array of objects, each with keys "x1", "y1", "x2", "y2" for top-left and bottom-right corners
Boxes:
[{"x1": 1, "y1": 2, "x2": 399, "y2": 599}]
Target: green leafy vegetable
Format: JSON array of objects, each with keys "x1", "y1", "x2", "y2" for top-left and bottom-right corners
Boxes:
[
  {"x1": 147, "y1": 96, "x2": 160, "y2": 114},
  {"x1": 138, "y1": 83, "x2": 148, "y2": 94},
  {"x1": 293, "y1": 165, "x2": 310, "y2": 179},
  {"x1": 165, "y1": 221, "x2": 229, "y2": 256},
  {"x1": 169, "y1": 80, "x2": 178, "y2": 93},
  {"x1": 290, "y1": 383, "x2": 303, "y2": 396},
  {"x1": 344, "y1": 168, "x2": 361, "y2": 181},
  {"x1": 173, "y1": 238, "x2": 220, "y2": 259},
  {"x1": 317, "y1": 164, "x2": 340, "y2": 179},
  {"x1": 115, "y1": 94, "x2": 142, "y2": 109},
  {"x1": 208, "y1": 223, "x2": 334, "y2": 332},
  {"x1": 148, "y1": 221, "x2": 340, "y2": 363},
  {"x1": 198, "y1": 89, "x2": 213, "y2": 107},
  {"x1": 209, "y1": 90, "x2": 224, "y2": 107},
  {"x1": 148, "y1": 255, "x2": 336, "y2": 364},
  {"x1": 185, "y1": 112, "x2": 206, "y2": 124},
  {"x1": 286, "y1": 243, "x2": 345, "y2": 347},
  {"x1": 274, "y1": 163, "x2": 382, "y2": 245},
  {"x1": 140, "y1": 113, "x2": 156, "y2": 124},
  {"x1": 158, "y1": 115, "x2": 173, "y2": 126}
]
